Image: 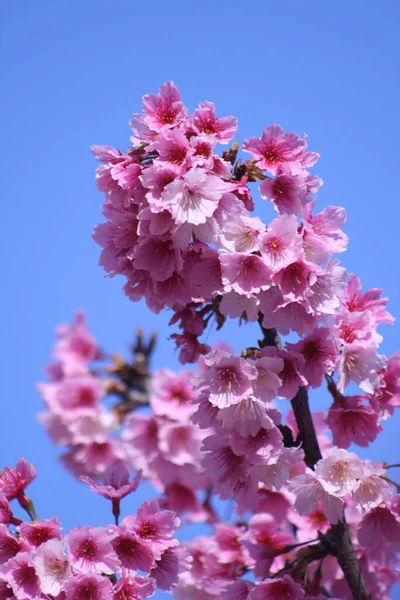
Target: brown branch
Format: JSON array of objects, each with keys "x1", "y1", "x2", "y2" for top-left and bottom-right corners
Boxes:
[{"x1": 258, "y1": 320, "x2": 371, "y2": 600}]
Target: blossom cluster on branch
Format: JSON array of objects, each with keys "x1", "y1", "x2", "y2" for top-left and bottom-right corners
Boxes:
[
  {"x1": 3, "y1": 82, "x2": 400, "y2": 599},
  {"x1": 0, "y1": 459, "x2": 185, "y2": 599}
]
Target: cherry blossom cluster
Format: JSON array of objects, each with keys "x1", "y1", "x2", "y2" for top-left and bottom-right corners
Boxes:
[
  {"x1": 37, "y1": 313, "x2": 215, "y2": 520},
  {"x1": 31, "y1": 82, "x2": 400, "y2": 598},
  {"x1": 0, "y1": 459, "x2": 186, "y2": 599}
]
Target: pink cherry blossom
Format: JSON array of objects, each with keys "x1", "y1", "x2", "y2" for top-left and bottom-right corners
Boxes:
[
  {"x1": 259, "y1": 215, "x2": 302, "y2": 271},
  {"x1": 314, "y1": 448, "x2": 364, "y2": 496},
  {"x1": 249, "y1": 575, "x2": 306, "y2": 600},
  {"x1": 0, "y1": 459, "x2": 36, "y2": 501},
  {"x1": 34, "y1": 539, "x2": 71, "y2": 596},
  {"x1": 327, "y1": 394, "x2": 382, "y2": 448},
  {"x1": 260, "y1": 172, "x2": 308, "y2": 216},
  {"x1": 20, "y1": 516, "x2": 62, "y2": 548},
  {"x1": 65, "y1": 526, "x2": 119, "y2": 575},
  {"x1": 0, "y1": 552, "x2": 41, "y2": 600},
  {"x1": 242, "y1": 125, "x2": 310, "y2": 175},
  {"x1": 64, "y1": 573, "x2": 112, "y2": 600},
  {"x1": 112, "y1": 571, "x2": 156, "y2": 600},
  {"x1": 288, "y1": 471, "x2": 344, "y2": 524},
  {"x1": 191, "y1": 101, "x2": 237, "y2": 143},
  {"x1": 357, "y1": 506, "x2": 400, "y2": 550}
]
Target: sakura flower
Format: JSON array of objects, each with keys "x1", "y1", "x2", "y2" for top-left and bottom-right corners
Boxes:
[
  {"x1": 112, "y1": 571, "x2": 156, "y2": 600},
  {"x1": 109, "y1": 526, "x2": 154, "y2": 572},
  {"x1": 249, "y1": 575, "x2": 306, "y2": 600},
  {"x1": 327, "y1": 394, "x2": 382, "y2": 448},
  {"x1": 150, "y1": 545, "x2": 191, "y2": 591},
  {"x1": 80, "y1": 461, "x2": 141, "y2": 501},
  {"x1": 0, "y1": 525, "x2": 30, "y2": 564},
  {"x1": 216, "y1": 396, "x2": 275, "y2": 437},
  {"x1": 154, "y1": 128, "x2": 193, "y2": 171},
  {"x1": 286, "y1": 327, "x2": 338, "y2": 388},
  {"x1": 137, "y1": 81, "x2": 188, "y2": 133},
  {"x1": 65, "y1": 526, "x2": 119, "y2": 575},
  {"x1": 34, "y1": 539, "x2": 71, "y2": 596},
  {"x1": 341, "y1": 274, "x2": 394, "y2": 326},
  {"x1": 132, "y1": 236, "x2": 183, "y2": 282},
  {"x1": 357, "y1": 506, "x2": 400, "y2": 550},
  {"x1": 288, "y1": 470, "x2": 344, "y2": 524},
  {"x1": 64, "y1": 573, "x2": 112, "y2": 600},
  {"x1": 315, "y1": 448, "x2": 364, "y2": 496},
  {"x1": 20, "y1": 517, "x2": 62, "y2": 548},
  {"x1": 242, "y1": 125, "x2": 309, "y2": 176},
  {"x1": 217, "y1": 215, "x2": 265, "y2": 254},
  {"x1": 122, "y1": 499, "x2": 180, "y2": 559},
  {"x1": 81, "y1": 462, "x2": 142, "y2": 524},
  {"x1": 337, "y1": 343, "x2": 386, "y2": 393},
  {"x1": 196, "y1": 352, "x2": 257, "y2": 409},
  {"x1": 0, "y1": 459, "x2": 36, "y2": 501},
  {"x1": 302, "y1": 203, "x2": 348, "y2": 264},
  {"x1": 0, "y1": 495, "x2": 12, "y2": 525},
  {"x1": 54, "y1": 311, "x2": 100, "y2": 366},
  {"x1": 0, "y1": 552, "x2": 41, "y2": 600},
  {"x1": 219, "y1": 291, "x2": 260, "y2": 321},
  {"x1": 249, "y1": 355, "x2": 283, "y2": 402},
  {"x1": 353, "y1": 467, "x2": 393, "y2": 511},
  {"x1": 259, "y1": 215, "x2": 302, "y2": 271},
  {"x1": 163, "y1": 168, "x2": 230, "y2": 225},
  {"x1": 191, "y1": 101, "x2": 237, "y2": 143},
  {"x1": 260, "y1": 172, "x2": 307, "y2": 216},
  {"x1": 373, "y1": 351, "x2": 400, "y2": 417},
  {"x1": 243, "y1": 514, "x2": 294, "y2": 578},
  {"x1": 220, "y1": 252, "x2": 272, "y2": 295},
  {"x1": 151, "y1": 368, "x2": 198, "y2": 420}
]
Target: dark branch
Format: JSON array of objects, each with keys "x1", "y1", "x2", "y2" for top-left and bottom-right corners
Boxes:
[{"x1": 258, "y1": 319, "x2": 371, "y2": 600}]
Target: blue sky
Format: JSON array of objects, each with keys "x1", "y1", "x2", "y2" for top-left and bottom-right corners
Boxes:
[{"x1": 1, "y1": 1, "x2": 400, "y2": 597}]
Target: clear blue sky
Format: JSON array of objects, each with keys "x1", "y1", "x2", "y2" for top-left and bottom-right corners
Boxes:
[{"x1": 1, "y1": 1, "x2": 400, "y2": 598}]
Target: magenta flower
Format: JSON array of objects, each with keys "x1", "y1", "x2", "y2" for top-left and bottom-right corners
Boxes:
[
  {"x1": 259, "y1": 215, "x2": 302, "y2": 271},
  {"x1": 81, "y1": 462, "x2": 141, "y2": 525},
  {"x1": 150, "y1": 545, "x2": 191, "y2": 591},
  {"x1": 0, "y1": 495, "x2": 12, "y2": 525},
  {"x1": 249, "y1": 575, "x2": 306, "y2": 600},
  {"x1": 65, "y1": 526, "x2": 119, "y2": 574},
  {"x1": 112, "y1": 571, "x2": 156, "y2": 600},
  {"x1": 20, "y1": 516, "x2": 62, "y2": 548},
  {"x1": 64, "y1": 573, "x2": 112, "y2": 600},
  {"x1": 34, "y1": 539, "x2": 71, "y2": 596},
  {"x1": 357, "y1": 506, "x2": 400, "y2": 551},
  {"x1": 151, "y1": 368, "x2": 198, "y2": 421},
  {"x1": 327, "y1": 394, "x2": 382, "y2": 448},
  {"x1": 286, "y1": 327, "x2": 338, "y2": 388},
  {"x1": 243, "y1": 125, "x2": 310, "y2": 176},
  {"x1": 314, "y1": 448, "x2": 364, "y2": 496},
  {"x1": 289, "y1": 470, "x2": 344, "y2": 525},
  {"x1": 132, "y1": 236, "x2": 183, "y2": 282},
  {"x1": 163, "y1": 168, "x2": 230, "y2": 225},
  {"x1": 122, "y1": 499, "x2": 180, "y2": 559},
  {"x1": 0, "y1": 525, "x2": 30, "y2": 564},
  {"x1": 260, "y1": 172, "x2": 307, "y2": 216},
  {"x1": 191, "y1": 101, "x2": 237, "y2": 143},
  {"x1": 0, "y1": 459, "x2": 36, "y2": 501},
  {"x1": 0, "y1": 552, "x2": 41, "y2": 600},
  {"x1": 353, "y1": 468, "x2": 393, "y2": 511},
  {"x1": 139, "y1": 81, "x2": 188, "y2": 133},
  {"x1": 54, "y1": 311, "x2": 100, "y2": 366},
  {"x1": 220, "y1": 253, "x2": 272, "y2": 295},
  {"x1": 196, "y1": 351, "x2": 257, "y2": 409},
  {"x1": 110, "y1": 526, "x2": 154, "y2": 572},
  {"x1": 337, "y1": 343, "x2": 386, "y2": 394}
]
